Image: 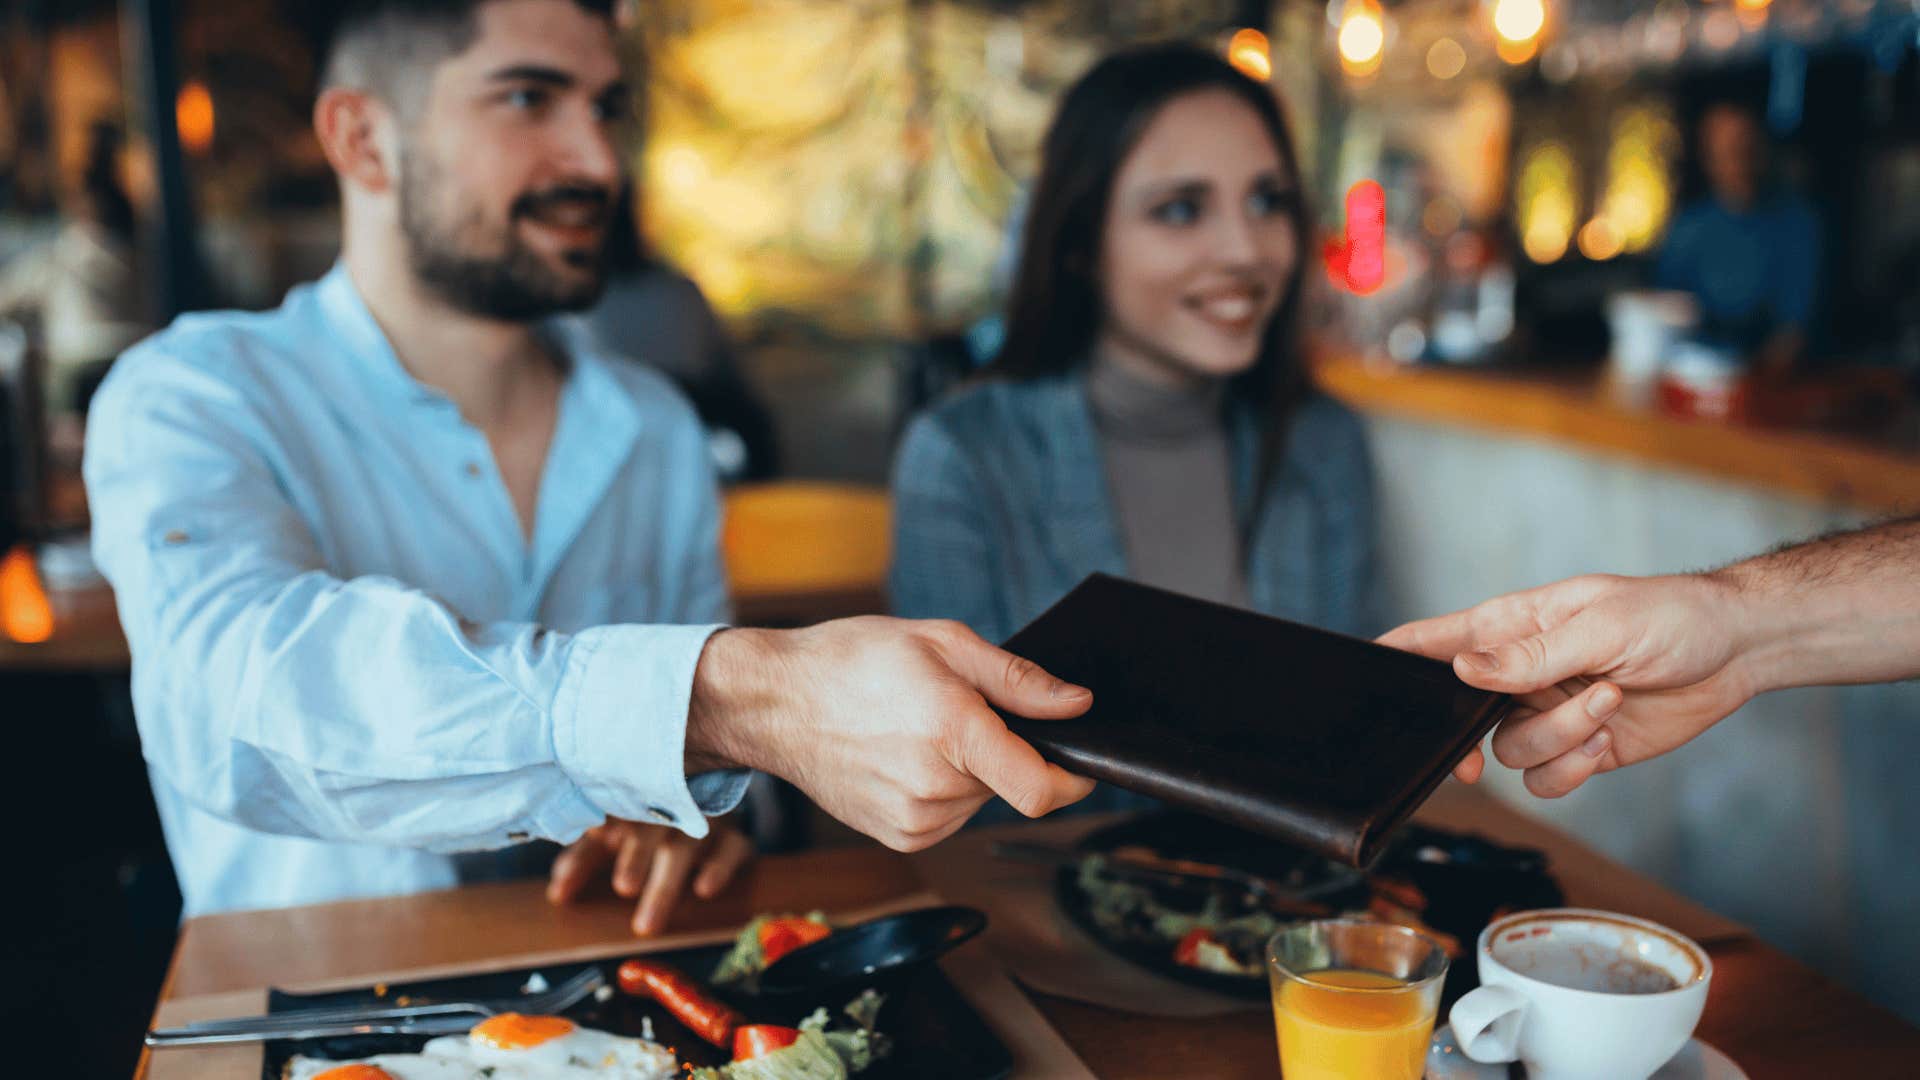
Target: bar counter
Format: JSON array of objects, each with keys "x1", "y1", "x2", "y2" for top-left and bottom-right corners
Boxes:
[{"x1": 1314, "y1": 354, "x2": 1920, "y2": 513}]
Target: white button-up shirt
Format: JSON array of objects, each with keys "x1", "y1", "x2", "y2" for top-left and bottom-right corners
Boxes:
[{"x1": 85, "y1": 265, "x2": 746, "y2": 916}]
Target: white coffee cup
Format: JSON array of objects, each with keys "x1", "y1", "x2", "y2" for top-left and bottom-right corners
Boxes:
[
  {"x1": 1606, "y1": 289, "x2": 1698, "y2": 384},
  {"x1": 1449, "y1": 909, "x2": 1712, "y2": 1080}
]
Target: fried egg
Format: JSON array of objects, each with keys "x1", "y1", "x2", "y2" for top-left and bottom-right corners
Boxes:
[{"x1": 285, "y1": 1013, "x2": 678, "y2": 1079}]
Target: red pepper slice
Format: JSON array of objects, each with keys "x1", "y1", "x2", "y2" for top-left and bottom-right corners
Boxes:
[
  {"x1": 1173, "y1": 927, "x2": 1216, "y2": 967},
  {"x1": 733, "y1": 1024, "x2": 803, "y2": 1061},
  {"x1": 616, "y1": 958, "x2": 743, "y2": 1049},
  {"x1": 757, "y1": 917, "x2": 831, "y2": 966}
]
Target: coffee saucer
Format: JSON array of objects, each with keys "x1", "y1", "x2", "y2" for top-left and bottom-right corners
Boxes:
[{"x1": 1426, "y1": 1023, "x2": 1748, "y2": 1079}]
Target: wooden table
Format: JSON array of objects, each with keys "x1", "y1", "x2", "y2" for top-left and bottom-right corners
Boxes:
[{"x1": 139, "y1": 785, "x2": 1919, "y2": 1079}]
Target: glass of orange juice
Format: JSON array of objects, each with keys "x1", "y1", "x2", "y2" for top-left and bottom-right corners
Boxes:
[{"x1": 1268, "y1": 920, "x2": 1449, "y2": 1080}]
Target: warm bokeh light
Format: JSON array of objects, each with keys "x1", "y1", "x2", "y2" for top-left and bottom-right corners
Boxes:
[
  {"x1": 0, "y1": 545, "x2": 54, "y2": 645},
  {"x1": 1345, "y1": 180, "x2": 1387, "y2": 294},
  {"x1": 1492, "y1": 0, "x2": 1547, "y2": 44},
  {"x1": 1337, "y1": 1, "x2": 1386, "y2": 77},
  {"x1": 1496, "y1": 35, "x2": 1539, "y2": 65},
  {"x1": 1516, "y1": 141, "x2": 1577, "y2": 264},
  {"x1": 1594, "y1": 105, "x2": 1679, "y2": 254},
  {"x1": 1523, "y1": 219, "x2": 1570, "y2": 263},
  {"x1": 1324, "y1": 180, "x2": 1387, "y2": 295},
  {"x1": 1423, "y1": 196, "x2": 1463, "y2": 238},
  {"x1": 656, "y1": 144, "x2": 709, "y2": 196},
  {"x1": 176, "y1": 80, "x2": 214, "y2": 155},
  {"x1": 1734, "y1": 0, "x2": 1772, "y2": 24},
  {"x1": 1228, "y1": 28, "x2": 1272, "y2": 82},
  {"x1": 1426, "y1": 37, "x2": 1467, "y2": 80},
  {"x1": 1701, "y1": 9, "x2": 1742, "y2": 51},
  {"x1": 1578, "y1": 217, "x2": 1623, "y2": 261}
]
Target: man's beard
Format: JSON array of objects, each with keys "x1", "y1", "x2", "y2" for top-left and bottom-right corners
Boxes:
[{"x1": 398, "y1": 147, "x2": 612, "y2": 321}]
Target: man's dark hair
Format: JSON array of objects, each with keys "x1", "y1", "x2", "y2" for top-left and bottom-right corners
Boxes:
[{"x1": 321, "y1": 0, "x2": 615, "y2": 111}]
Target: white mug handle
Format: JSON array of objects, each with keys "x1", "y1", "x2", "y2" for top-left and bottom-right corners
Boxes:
[{"x1": 1449, "y1": 984, "x2": 1529, "y2": 1063}]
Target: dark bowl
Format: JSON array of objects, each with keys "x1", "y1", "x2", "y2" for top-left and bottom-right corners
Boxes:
[{"x1": 756, "y1": 905, "x2": 988, "y2": 998}]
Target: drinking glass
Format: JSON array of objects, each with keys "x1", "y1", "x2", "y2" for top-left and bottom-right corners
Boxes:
[{"x1": 1268, "y1": 920, "x2": 1449, "y2": 1080}]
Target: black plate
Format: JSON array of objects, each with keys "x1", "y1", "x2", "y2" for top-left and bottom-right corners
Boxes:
[
  {"x1": 761, "y1": 906, "x2": 987, "y2": 997},
  {"x1": 1056, "y1": 812, "x2": 1563, "y2": 1006},
  {"x1": 261, "y1": 936, "x2": 1011, "y2": 1079}
]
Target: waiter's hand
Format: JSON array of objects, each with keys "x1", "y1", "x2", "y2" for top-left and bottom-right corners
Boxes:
[
  {"x1": 1379, "y1": 573, "x2": 1759, "y2": 798},
  {"x1": 685, "y1": 618, "x2": 1097, "y2": 852},
  {"x1": 547, "y1": 817, "x2": 755, "y2": 935}
]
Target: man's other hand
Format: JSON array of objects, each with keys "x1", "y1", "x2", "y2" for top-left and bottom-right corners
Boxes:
[{"x1": 547, "y1": 817, "x2": 754, "y2": 935}]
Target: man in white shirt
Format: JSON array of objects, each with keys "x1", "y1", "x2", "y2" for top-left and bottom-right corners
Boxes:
[{"x1": 86, "y1": 0, "x2": 1093, "y2": 927}]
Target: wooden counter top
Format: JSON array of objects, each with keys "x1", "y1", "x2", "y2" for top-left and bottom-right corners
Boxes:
[{"x1": 1314, "y1": 356, "x2": 1920, "y2": 513}]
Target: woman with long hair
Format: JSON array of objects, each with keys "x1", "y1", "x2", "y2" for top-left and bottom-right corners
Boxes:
[{"x1": 889, "y1": 43, "x2": 1379, "y2": 815}]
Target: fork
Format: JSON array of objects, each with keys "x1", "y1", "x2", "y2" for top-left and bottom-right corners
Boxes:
[{"x1": 145, "y1": 965, "x2": 606, "y2": 1048}]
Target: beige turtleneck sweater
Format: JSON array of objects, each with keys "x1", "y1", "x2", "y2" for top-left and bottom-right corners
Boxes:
[{"x1": 1085, "y1": 353, "x2": 1250, "y2": 608}]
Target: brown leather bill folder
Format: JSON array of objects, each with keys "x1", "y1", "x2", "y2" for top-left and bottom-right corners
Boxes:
[{"x1": 998, "y1": 574, "x2": 1513, "y2": 868}]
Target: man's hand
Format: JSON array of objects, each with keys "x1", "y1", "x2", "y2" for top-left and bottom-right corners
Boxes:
[
  {"x1": 685, "y1": 618, "x2": 1097, "y2": 852},
  {"x1": 547, "y1": 818, "x2": 754, "y2": 935},
  {"x1": 1379, "y1": 573, "x2": 1760, "y2": 798}
]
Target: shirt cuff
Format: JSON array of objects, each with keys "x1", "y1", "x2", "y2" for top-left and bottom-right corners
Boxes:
[
  {"x1": 690, "y1": 768, "x2": 753, "y2": 817},
  {"x1": 526, "y1": 780, "x2": 608, "y2": 848},
  {"x1": 551, "y1": 622, "x2": 733, "y2": 837}
]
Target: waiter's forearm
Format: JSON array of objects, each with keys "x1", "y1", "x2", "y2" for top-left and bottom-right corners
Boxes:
[{"x1": 1716, "y1": 516, "x2": 1920, "y2": 695}]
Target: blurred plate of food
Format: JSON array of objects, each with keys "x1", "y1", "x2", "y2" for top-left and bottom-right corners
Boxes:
[{"x1": 1049, "y1": 812, "x2": 1563, "y2": 1006}]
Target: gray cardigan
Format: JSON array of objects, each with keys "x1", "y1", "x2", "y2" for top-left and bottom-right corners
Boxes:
[{"x1": 889, "y1": 372, "x2": 1381, "y2": 644}]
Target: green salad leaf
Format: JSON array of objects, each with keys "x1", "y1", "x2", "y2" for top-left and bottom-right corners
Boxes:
[
  {"x1": 711, "y1": 911, "x2": 832, "y2": 986},
  {"x1": 687, "y1": 993, "x2": 888, "y2": 1080}
]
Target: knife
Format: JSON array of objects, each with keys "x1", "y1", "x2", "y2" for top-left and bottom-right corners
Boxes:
[{"x1": 146, "y1": 1013, "x2": 482, "y2": 1047}]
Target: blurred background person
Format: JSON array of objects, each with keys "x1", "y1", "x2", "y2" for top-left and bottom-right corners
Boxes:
[
  {"x1": 1656, "y1": 101, "x2": 1821, "y2": 376},
  {"x1": 567, "y1": 184, "x2": 779, "y2": 483},
  {"x1": 889, "y1": 42, "x2": 1378, "y2": 819},
  {"x1": 0, "y1": 119, "x2": 152, "y2": 421}
]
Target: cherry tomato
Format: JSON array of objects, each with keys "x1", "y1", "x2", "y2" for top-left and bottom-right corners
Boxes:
[
  {"x1": 1173, "y1": 927, "x2": 1216, "y2": 967},
  {"x1": 757, "y1": 917, "x2": 831, "y2": 966}
]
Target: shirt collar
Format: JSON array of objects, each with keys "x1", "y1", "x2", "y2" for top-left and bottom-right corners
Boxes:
[
  {"x1": 315, "y1": 262, "x2": 451, "y2": 412},
  {"x1": 313, "y1": 262, "x2": 643, "y2": 439}
]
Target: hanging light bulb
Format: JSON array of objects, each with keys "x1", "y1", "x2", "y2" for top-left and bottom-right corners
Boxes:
[
  {"x1": 1492, "y1": 0, "x2": 1546, "y2": 43},
  {"x1": 1228, "y1": 28, "x2": 1273, "y2": 81},
  {"x1": 176, "y1": 80, "x2": 215, "y2": 155},
  {"x1": 1338, "y1": 0, "x2": 1386, "y2": 77},
  {"x1": 1492, "y1": 0, "x2": 1547, "y2": 64}
]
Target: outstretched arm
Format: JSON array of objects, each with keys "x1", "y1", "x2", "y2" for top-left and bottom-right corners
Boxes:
[{"x1": 1380, "y1": 517, "x2": 1920, "y2": 797}]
